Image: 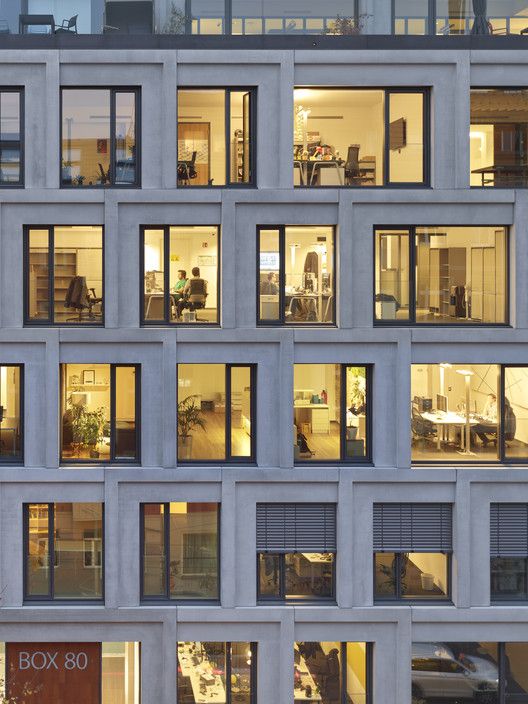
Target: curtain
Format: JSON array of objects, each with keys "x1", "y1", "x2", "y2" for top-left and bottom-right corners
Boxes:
[{"x1": 471, "y1": 0, "x2": 490, "y2": 34}]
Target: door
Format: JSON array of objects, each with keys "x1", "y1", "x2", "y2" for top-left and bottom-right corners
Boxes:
[{"x1": 178, "y1": 122, "x2": 210, "y2": 185}]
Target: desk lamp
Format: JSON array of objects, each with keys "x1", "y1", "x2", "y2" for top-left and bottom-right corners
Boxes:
[{"x1": 456, "y1": 368, "x2": 475, "y2": 456}]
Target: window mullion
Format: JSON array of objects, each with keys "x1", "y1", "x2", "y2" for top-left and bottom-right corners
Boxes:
[
  {"x1": 48, "y1": 226, "x2": 54, "y2": 325},
  {"x1": 49, "y1": 503, "x2": 55, "y2": 600}
]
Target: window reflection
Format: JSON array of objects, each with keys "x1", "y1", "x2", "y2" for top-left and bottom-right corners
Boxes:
[{"x1": 0, "y1": 91, "x2": 22, "y2": 184}]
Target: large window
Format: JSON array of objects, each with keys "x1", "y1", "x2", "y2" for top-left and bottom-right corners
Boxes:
[
  {"x1": 293, "y1": 88, "x2": 427, "y2": 187},
  {"x1": 257, "y1": 226, "x2": 335, "y2": 325},
  {"x1": 0, "y1": 366, "x2": 22, "y2": 463},
  {"x1": 61, "y1": 88, "x2": 139, "y2": 187},
  {"x1": 471, "y1": 89, "x2": 528, "y2": 188},
  {"x1": 177, "y1": 89, "x2": 254, "y2": 187},
  {"x1": 141, "y1": 502, "x2": 219, "y2": 602},
  {"x1": 177, "y1": 364, "x2": 255, "y2": 463},
  {"x1": 294, "y1": 364, "x2": 370, "y2": 463},
  {"x1": 178, "y1": 642, "x2": 256, "y2": 704},
  {"x1": 142, "y1": 226, "x2": 219, "y2": 324},
  {"x1": 0, "y1": 90, "x2": 22, "y2": 185},
  {"x1": 411, "y1": 364, "x2": 528, "y2": 464},
  {"x1": 394, "y1": 1, "x2": 528, "y2": 35},
  {"x1": 412, "y1": 642, "x2": 528, "y2": 704},
  {"x1": 24, "y1": 502, "x2": 103, "y2": 602},
  {"x1": 60, "y1": 364, "x2": 139, "y2": 464},
  {"x1": 25, "y1": 226, "x2": 103, "y2": 325},
  {"x1": 375, "y1": 226, "x2": 508, "y2": 325},
  {"x1": 491, "y1": 504, "x2": 528, "y2": 602},
  {"x1": 294, "y1": 642, "x2": 370, "y2": 704}
]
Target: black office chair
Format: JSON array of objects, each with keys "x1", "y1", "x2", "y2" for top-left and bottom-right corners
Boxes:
[
  {"x1": 177, "y1": 151, "x2": 197, "y2": 185},
  {"x1": 344, "y1": 144, "x2": 371, "y2": 186},
  {"x1": 411, "y1": 405, "x2": 436, "y2": 445},
  {"x1": 55, "y1": 14, "x2": 78, "y2": 34}
]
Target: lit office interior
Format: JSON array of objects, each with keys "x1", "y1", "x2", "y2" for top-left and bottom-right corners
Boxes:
[
  {"x1": 177, "y1": 89, "x2": 252, "y2": 186},
  {"x1": 142, "y1": 502, "x2": 219, "y2": 601},
  {"x1": 61, "y1": 89, "x2": 137, "y2": 187},
  {"x1": 412, "y1": 642, "x2": 528, "y2": 704},
  {"x1": 60, "y1": 364, "x2": 138, "y2": 463},
  {"x1": 375, "y1": 226, "x2": 507, "y2": 324},
  {"x1": 0, "y1": 90, "x2": 22, "y2": 184},
  {"x1": 177, "y1": 642, "x2": 255, "y2": 704},
  {"x1": 25, "y1": 502, "x2": 103, "y2": 601},
  {"x1": 375, "y1": 552, "x2": 449, "y2": 600},
  {"x1": 178, "y1": 364, "x2": 253, "y2": 462},
  {"x1": 293, "y1": 88, "x2": 425, "y2": 187},
  {"x1": 294, "y1": 364, "x2": 368, "y2": 462},
  {"x1": 26, "y1": 226, "x2": 103, "y2": 324},
  {"x1": 294, "y1": 642, "x2": 368, "y2": 704},
  {"x1": 471, "y1": 89, "x2": 528, "y2": 187},
  {"x1": 258, "y1": 551, "x2": 334, "y2": 600},
  {"x1": 0, "y1": 366, "x2": 22, "y2": 462},
  {"x1": 143, "y1": 226, "x2": 219, "y2": 324},
  {"x1": 258, "y1": 226, "x2": 334, "y2": 324},
  {"x1": 394, "y1": 1, "x2": 528, "y2": 34}
]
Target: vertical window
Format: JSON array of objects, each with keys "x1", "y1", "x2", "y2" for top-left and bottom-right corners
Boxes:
[
  {"x1": 257, "y1": 226, "x2": 335, "y2": 325},
  {"x1": 293, "y1": 88, "x2": 428, "y2": 187},
  {"x1": 375, "y1": 226, "x2": 508, "y2": 325},
  {"x1": 142, "y1": 226, "x2": 220, "y2": 324},
  {"x1": 60, "y1": 364, "x2": 139, "y2": 464},
  {"x1": 61, "y1": 88, "x2": 139, "y2": 187},
  {"x1": 177, "y1": 642, "x2": 256, "y2": 704},
  {"x1": 293, "y1": 364, "x2": 370, "y2": 463},
  {"x1": 177, "y1": 364, "x2": 255, "y2": 463},
  {"x1": 177, "y1": 88, "x2": 255, "y2": 186},
  {"x1": 0, "y1": 365, "x2": 22, "y2": 463},
  {"x1": 491, "y1": 504, "x2": 528, "y2": 602},
  {"x1": 25, "y1": 226, "x2": 103, "y2": 325},
  {"x1": 0, "y1": 90, "x2": 22, "y2": 185},
  {"x1": 25, "y1": 502, "x2": 103, "y2": 602},
  {"x1": 141, "y1": 502, "x2": 219, "y2": 601},
  {"x1": 393, "y1": 0, "x2": 430, "y2": 34},
  {"x1": 294, "y1": 642, "x2": 370, "y2": 704}
]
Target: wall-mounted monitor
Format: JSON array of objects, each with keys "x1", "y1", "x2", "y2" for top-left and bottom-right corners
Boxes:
[{"x1": 389, "y1": 117, "x2": 407, "y2": 150}]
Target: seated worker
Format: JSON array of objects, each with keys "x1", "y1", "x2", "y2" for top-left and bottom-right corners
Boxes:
[
  {"x1": 177, "y1": 266, "x2": 208, "y2": 318},
  {"x1": 172, "y1": 269, "x2": 187, "y2": 300},
  {"x1": 472, "y1": 393, "x2": 498, "y2": 447},
  {"x1": 260, "y1": 272, "x2": 279, "y2": 295}
]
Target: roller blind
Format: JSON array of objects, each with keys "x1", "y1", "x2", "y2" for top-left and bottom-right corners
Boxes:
[
  {"x1": 256, "y1": 503, "x2": 336, "y2": 553},
  {"x1": 373, "y1": 503, "x2": 452, "y2": 552},
  {"x1": 490, "y1": 504, "x2": 528, "y2": 557}
]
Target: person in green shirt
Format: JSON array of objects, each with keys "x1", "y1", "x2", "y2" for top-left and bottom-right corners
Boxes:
[{"x1": 173, "y1": 270, "x2": 187, "y2": 300}]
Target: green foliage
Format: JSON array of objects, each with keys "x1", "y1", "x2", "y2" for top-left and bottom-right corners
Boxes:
[
  {"x1": 163, "y1": 2, "x2": 186, "y2": 34},
  {"x1": 178, "y1": 394, "x2": 207, "y2": 438}
]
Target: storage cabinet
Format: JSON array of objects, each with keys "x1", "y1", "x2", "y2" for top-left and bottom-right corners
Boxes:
[{"x1": 29, "y1": 250, "x2": 77, "y2": 321}]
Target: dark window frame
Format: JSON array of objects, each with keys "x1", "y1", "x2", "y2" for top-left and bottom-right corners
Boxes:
[
  {"x1": 0, "y1": 87, "x2": 24, "y2": 188},
  {"x1": 140, "y1": 502, "x2": 221, "y2": 604},
  {"x1": 256, "y1": 225, "x2": 337, "y2": 326},
  {"x1": 373, "y1": 224, "x2": 510, "y2": 327},
  {"x1": 177, "y1": 363, "x2": 257, "y2": 465},
  {"x1": 294, "y1": 363, "x2": 373, "y2": 466},
  {"x1": 491, "y1": 556, "x2": 528, "y2": 603},
  {"x1": 140, "y1": 224, "x2": 221, "y2": 326},
  {"x1": 257, "y1": 551, "x2": 336, "y2": 603},
  {"x1": 60, "y1": 86, "x2": 141, "y2": 189},
  {"x1": 0, "y1": 364, "x2": 23, "y2": 465},
  {"x1": 23, "y1": 224, "x2": 105, "y2": 327},
  {"x1": 23, "y1": 502, "x2": 105, "y2": 604},
  {"x1": 59, "y1": 363, "x2": 141, "y2": 466},
  {"x1": 176, "y1": 87, "x2": 257, "y2": 188},
  {"x1": 373, "y1": 551, "x2": 452, "y2": 604},
  {"x1": 294, "y1": 86, "x2": 430, "y2": 189}
]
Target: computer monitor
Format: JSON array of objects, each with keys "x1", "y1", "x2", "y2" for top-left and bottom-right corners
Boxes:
[{"x1": 437, "y1": 394, "x2": 448, "y2": 413}]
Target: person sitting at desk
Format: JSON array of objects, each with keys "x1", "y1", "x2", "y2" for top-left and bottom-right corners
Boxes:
[
  {"x1": 176, "y1": 266, "x2": 208, "y2": 318},
  {"x1": 172, "y1": 269, "x2": 187, "y2": 300},
  {"x1": 471, "y1": 393, "x2": 498, "y2": 447},
  {"x1": 260, "y1": 272, "x2": 278, "y2": 295}
]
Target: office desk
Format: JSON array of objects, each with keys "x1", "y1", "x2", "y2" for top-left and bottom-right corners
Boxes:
[
  {"x1": 294, "y1": 652, "x2": 322, "y2": 702},
  {"x1": 421, "y1": 411, "x2": 478, "y2": 451},
  {"x1": 472, "y1": 164, "x2": 528, "y2": 187},
  {"x1": 19, "y1": 14, "x2": 55, "y2": 34},
  {"x1": 294, "y1": 404, "x2": 330, "y2": 433},
  {"x1": 286, "y1": 293, "x2": 333, "y2": 322},
  {"x1": 178, "y1": 643, "x2": 226, "y2": 704}
]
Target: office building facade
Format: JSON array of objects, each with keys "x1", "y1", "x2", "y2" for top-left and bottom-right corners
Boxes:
[{"x1": 0, "y1": 1, "x2": 528, "y2": 702}]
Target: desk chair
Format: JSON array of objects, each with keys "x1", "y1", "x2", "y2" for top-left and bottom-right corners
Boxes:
[
  {"x1": 67, "y1": 288, "x2": 102, "y2": 323},
  {"x1": 411, "y1": 404, "x2": 436, "y2": 446},
  {"x1": 55, "y1": 14, "x2": 78, "y2": 33},
  {"x1": 98, "y1": 163, "x2": 110, "y2": 184},
  {"x1": 177, "y1": 151, "x2": 197, "y2": 185},
  {"x1": 177, "y1": 279, "x2": 208, "y2": 320},
  {"x1": 344, "y1": 145, "x2": 371, "y2": 186}
]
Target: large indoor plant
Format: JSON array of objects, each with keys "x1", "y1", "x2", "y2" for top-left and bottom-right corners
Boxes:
[
  {"x1": 70, "y1": 403, "x2": 106, "y2": 458},
  {"x1": 177, "y1": 394, "x2": 206, "y2": 460}
]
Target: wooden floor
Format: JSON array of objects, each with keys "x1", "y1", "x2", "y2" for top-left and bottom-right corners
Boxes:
[
  {"x1": 412, "y1": 437, "x2": 528, "y2": 462},
  {"x1": 298, "y1": 422, "x2": 341, "y2": 461},
  {"x1": 181, "y1": 410, "x2": 250, "y2": 460}
]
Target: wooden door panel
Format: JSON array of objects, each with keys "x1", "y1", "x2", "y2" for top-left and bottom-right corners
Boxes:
[{"x1": 178, "y1": 122, "x2": 210, "y2": 185}]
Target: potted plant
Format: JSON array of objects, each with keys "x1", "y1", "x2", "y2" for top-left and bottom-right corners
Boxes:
[
  {"x1": 70, "y1": 403, "x2": 106, "y2": 458},
  {"x1": 61, "y1": 159, "x2": 72, "y2": 184},
  {"x1": 177, "y1": 394, "x2": 206, "y2": 460}
]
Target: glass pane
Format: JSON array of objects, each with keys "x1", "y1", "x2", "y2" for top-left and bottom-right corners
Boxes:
[
  {"x1": 115, "y1": 366, "x2": 137, "y2": 460},
  {"x1": 258, "y1": 553, "x2": 280, "y2": 597},
  {"x1": 177, "y1": 643, "x2": 227, "y2": 704},
  {"x1": 61, "y1": 364, "x2": 111, "y2": 462},
  {"x1": 178, "y1": 364, "x2": 226, "y2": 461},
  {"x1": 231, "y1": 0, "x2": 357, "y2": 34},
  {"x1": 115, "y1": 92, "x2": 136, "y2": 185},
  {"x1": 375, "y1": 230, "x2": 410, "y2": 321},
  {"x1": 436, "y1": 0, "x2": 472, "y2": 34},
  {"x1": 285, "y1": 226, "x2": 334, "y2": 324},
  {"x1": 28, "y1": 228, "x2": 50, "y2": 321},
  {"x1": 0, "y1": 92, "x2": 21, "y2": 183},
  {"x1": 26, "y1": 503, "x2": 50, "y2": 596},
  {"x1": 230, "y1": 643, "x2": 252, "y2": 704},
  {"x1": 102, "y1": 643, "x2": 140, "y2": 704},
  {"x1": 415, "y1": 226, "x2": 507, "y2": 325},
  {"x1": 345, "y1": 643, "x2": 368, "y2": 704},
  {"x1": 178, "y1": 90, "x2": 225, "y2": 186},
  {"x1": 62, "y1": 89, "x2": 111, "y2": 187},
  {"x1": 388, "y1": 92, "x2": 424, "y2": 183},
  {"x1": 170, "y1": 226, "x2": 219, "y2": 324},
  {"x1": 345, "y1": 366, "x2": 367, "y2": 460},
  {"x1": 54, "y1": 502, "x2": 103, "y2": 599},
  {"x1": 144, "y1": 228, "x2": 166, "y2": 321},
  {"x1": 505, "y1": 643, "x2": 528, "y2": 695},
  {"x1": 504, "y1": 368, "x2": 528, "y2": 461},
  {"x1": 0, "y1": 366, "x2": 21, "y2": 461},
  {"x1": 230, "y1": 91, "x2": 251, "y2": 183},
  {"x1": 189, "y1": 0, "x2": 225, "y2": 33},
  {"x1": 393, "y1": 0, "x2": 429, "y2": 34},
  {"x1": 471, "y1": 89, "x2": 528, "y2": 187},
  {"x1": 411, "y1": 364, "x2": 500, "y2": 463},
  {"x1": 400, "y1": 553, "x2": 449, "y2": 599},
  {"x1": 259, "y1": 229, "x2": 280, "y2": 322},
  {"x1": 374, "y1": 552, "x2": 396, "y2": 598},
  {"x1": 142, "y1": 504, "x2": 166, "y2": 597},
  {"x1": 285, "y1": 552, "x2": 334, "y2": 599},
  {"x1": 294, "y1": 642, "x2": 341, "y2": 703},
  {"x1": 294, "y1": 89, "x2": 383, "y2": 187},
  {"x1": 294, "y1": 364, "x2": 341, "y2": 462},
  {"x1": 230, "y1": 367, "x2": 252, "y2": 457},
  {"x1": 169, "y1": 502, "x2": 218, "y2": 600},
  {"x1": 491, "y1": 557, "x2": 528, "y2": 599},
  {"x1": 54, "y1": 226, "x2": 103, "y2": 324},
  {"x1": 28, "y1": 0, "x2": 92, "y2": 33}
]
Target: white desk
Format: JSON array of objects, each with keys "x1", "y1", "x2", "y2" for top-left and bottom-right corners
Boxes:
[
  {"x1": 421, "y1": 411, "x2": 478, "y2": 451},
  {"x1": 294, "y1": 651, "x2": 322, "y2": 702},
  {"x1": 178, "y1": 643, "x2": 226, "y2": 704},
  {"x1": 294, "y1": 404, "x2": 330, "y2": 434}
]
